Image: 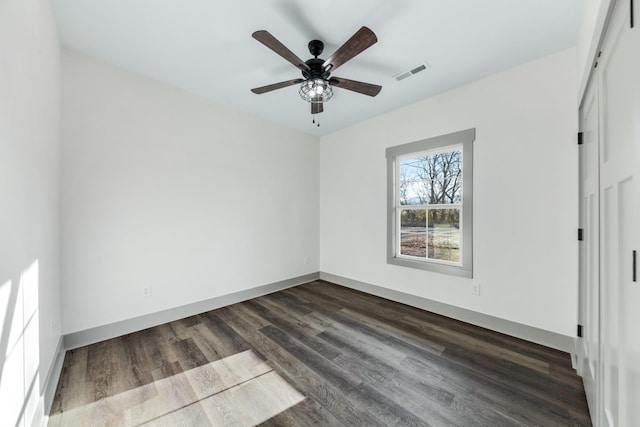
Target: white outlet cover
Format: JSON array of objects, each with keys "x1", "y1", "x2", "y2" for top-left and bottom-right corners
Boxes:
[{"x1": 471, "y1": 282, "x2": 481, "y2": 296}]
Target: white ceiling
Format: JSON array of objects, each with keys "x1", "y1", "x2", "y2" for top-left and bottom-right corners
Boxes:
[{"x1": 53, "y1": 0, "x2": 583, "y2": 136}]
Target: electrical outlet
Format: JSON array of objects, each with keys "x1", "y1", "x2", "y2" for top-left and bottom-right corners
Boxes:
[
  {"x1": 304, "y1": 256, "x2": 310, "y2": 265},
  {"x1": 471, "y1": 282, "x2": 481, "y2": 296},
  {"x1": 142, "y1": 286, "x2": 151, "y2": 297}
]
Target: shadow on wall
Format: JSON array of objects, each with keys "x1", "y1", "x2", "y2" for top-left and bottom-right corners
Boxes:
[{"x1": 0, "y1": 260, "x2": 43, "y2": 426}]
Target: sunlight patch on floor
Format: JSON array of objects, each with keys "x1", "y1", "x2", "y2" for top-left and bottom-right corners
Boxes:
[{"x1": 48, "y1": 349, "x2": 305, "y2": 426}]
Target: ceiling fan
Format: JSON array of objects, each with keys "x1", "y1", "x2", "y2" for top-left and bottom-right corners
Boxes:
[{"x1": 251, "y1": 26, "x2": 382, "y2": 121}]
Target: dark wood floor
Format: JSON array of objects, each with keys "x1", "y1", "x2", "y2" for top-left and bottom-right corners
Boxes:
[{"x1": 50, "y1": 280, "x2": 592, "y2": 426}]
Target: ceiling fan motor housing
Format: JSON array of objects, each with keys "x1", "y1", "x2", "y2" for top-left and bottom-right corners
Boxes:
[
  {"x1": 303, "y1": 57, "x2": 330, "y2": 80},
  {"x1": 303, "y1": 40, "x2": 331, "y2": 80}
]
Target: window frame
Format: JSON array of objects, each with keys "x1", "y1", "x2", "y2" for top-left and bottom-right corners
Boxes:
[{"x1": 386, "y1": 128, "x2": 475, "y2": 278}]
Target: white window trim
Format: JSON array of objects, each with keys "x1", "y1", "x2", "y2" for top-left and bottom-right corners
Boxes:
[{"x1": 386, "y1": 128, "x2": 475, "y2": 278}]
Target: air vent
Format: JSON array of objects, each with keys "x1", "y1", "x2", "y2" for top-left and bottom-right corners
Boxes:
[{"x1": 394, "y1": 61, "x2": 431, "y2": 81}]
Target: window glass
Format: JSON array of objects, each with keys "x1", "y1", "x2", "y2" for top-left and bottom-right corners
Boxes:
[{"x1": 400, "y1": 150, "x2": 462, "y2": 206}]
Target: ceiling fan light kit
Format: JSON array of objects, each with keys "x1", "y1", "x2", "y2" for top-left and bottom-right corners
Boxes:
[
  {"x1": 251, "y1": 26, "x2": 382, "y2": 126},
  {"x1": 298, "y1": 78, "x2": 333, "y2": 103}
]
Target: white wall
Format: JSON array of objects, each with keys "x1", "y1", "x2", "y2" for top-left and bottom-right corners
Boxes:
[
  {"x1": 320, "y1": 48, "x2": 578, "y2": 337},
  {"x1": 0, "y1": 0, "x2": 62, "y2": 425},
  {"x1": 60, "y1": 50, "x2": 319, "y2": 334}
]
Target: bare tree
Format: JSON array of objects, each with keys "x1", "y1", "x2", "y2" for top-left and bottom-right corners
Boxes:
[
  {"x1": 414, "y1": 151, "x2": 461, "y2": 204},
  {"x1": 399, "y1": 167, "x2": 410, "y2": 205},
  {"x1": 399, "y1": 151, "x2": 462, "y2": 226}
]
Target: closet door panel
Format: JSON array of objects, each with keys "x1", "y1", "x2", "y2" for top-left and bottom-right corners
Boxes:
[
  {"x1": 578, "y1": 80, "x2": 600, "y2": 424},
  {"x1": 597, "y1": 0, "x2": 639, "y2": 424}
]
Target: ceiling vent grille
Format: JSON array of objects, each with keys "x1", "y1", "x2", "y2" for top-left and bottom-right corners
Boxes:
[{"x1": 393, "y1": 61, "x2": 431, "y2": 81}]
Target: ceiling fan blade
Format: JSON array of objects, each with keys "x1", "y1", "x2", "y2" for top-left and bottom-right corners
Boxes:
[
  {"x1": 323, "y1": 26, "x2": 377, "y2": 73},
  {"x1": 252, "y1": 30, "x2": 311, "y2": 73},
  {"x1": 251, "y1": 79, "x2": 304, "y2": 94},
  {"x1": 311, "y1": 98, "x2": 324, "y2": 114},
  {"x1": 329, "y1": 77, "x2": 382, "y2": 97}
]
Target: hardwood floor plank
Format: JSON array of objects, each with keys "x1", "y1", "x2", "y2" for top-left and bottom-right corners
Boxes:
[
  {"x1": 256, "y1": 397, "x2": 342, "y2": 426},
  {"x1": 121, "y1": 333, "x2": 155, "y2": 387},
  {"x1": 197, "y1": 311, "x2": 252, "y2": 357},
  {"x1": 154, "y1": 323, "x2": 182, "y2": 365},
  {"x1": 223, "y1": 302, "x2": 272, "y2": 329},
  {"x1": 318, "y1": 329, "x2": 452, "y2": 407},
  {"x1": 185, "y1": 350, "x2": 271, "y2": 399},
  {"x1": 260, "y1": 291, "x2": 316, "y2": 317},
  {"x1": 250, "y1": 295, "x2": 325, "y2": 335},
  {"x1": 50, "y1": 346, "x2": 89, "y2": 414},
  {"x1": 308, "y1": 312, "x2": 409, "y2": 365},
  {"x1": 85, "y1": 339, "x2": 126, "y2": 402},
  {"x1": 246, "y1": 299, "x2": 341, "y2": 360},
  {"x1": 213, "y1": 370, "x2": 304, "y2": 425},
  {"x1": 131, "y1": 361, "x2": 211, "y2": 426},
  {"x1": 258, "y1": 325, "x2": 360, "y2": 392},
  {"x1": 172, "y1": 337, "x2": 209, "y2": 371},
  {"x1": 186, "y1": 323, "x2": 228, "y2": 362},
  {"x1": 347, "y1": 382, "x2": 429, "y2": 427}
]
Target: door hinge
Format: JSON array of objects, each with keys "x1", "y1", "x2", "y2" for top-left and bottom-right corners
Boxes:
[
  {"x1": 631, "y1": 0, "x2": 635, "y2": 28},
  {"x1": 633, "y1": 250, "x2": 637, "y2": 282},
  {"x1": 578, "y1": 228, "x2": 584, "y2": 241},
  {"x1": 577, "y1": 324, "x2": 583, "y2": 338},
  {"x1": 578, "y1": 132, "x2": 583, "y2": 145}
]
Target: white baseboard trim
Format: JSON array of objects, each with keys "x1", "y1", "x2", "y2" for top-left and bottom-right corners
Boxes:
[
  {"x1": 43, "y1": 336, "x2": 65, "y2": 415},
  {"x1": 320, "y1": 272, "x2": 574, "y2": 353},
  {"x1": 61, "y1": 270, "x2": 573, "y2": 354},
  {"x1": 63, "y1": 272, "x2": 319, "y2": 350}
]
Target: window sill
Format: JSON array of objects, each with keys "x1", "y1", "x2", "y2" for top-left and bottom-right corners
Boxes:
[{"x1": 387, "y1": 256, "x2": 473, "y2": 278}]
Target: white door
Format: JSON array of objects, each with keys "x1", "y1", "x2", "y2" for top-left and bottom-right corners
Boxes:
[
  {"x1": 578, "y1": 65, "x2": 600, "y2": 425},
  {"x1": 595, "y1": 0, "x2": 640, "y2": 425}
]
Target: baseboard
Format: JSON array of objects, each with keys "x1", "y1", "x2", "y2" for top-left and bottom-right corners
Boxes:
[
  {"x1": 62, "y1": 270, "x2": 573, "y2": 354},
  {"x1": 63, "y1": 272, "x2": 319, "y2": 350},
  {"x1": 43, "y1": 336, "x2": 65, "y2": 415},
  {"x1": 320, "y1": 272, "x2": 574, "y2": 353}
]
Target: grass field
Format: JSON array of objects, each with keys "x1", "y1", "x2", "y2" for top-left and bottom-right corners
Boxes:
[{"x1": 400, "y1": 225, "x2": 460, "y2": 262}]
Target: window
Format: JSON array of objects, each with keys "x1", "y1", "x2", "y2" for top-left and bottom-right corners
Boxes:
[{"x1": 386, "y1": 128, "x2": 474, "y2": 277}]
